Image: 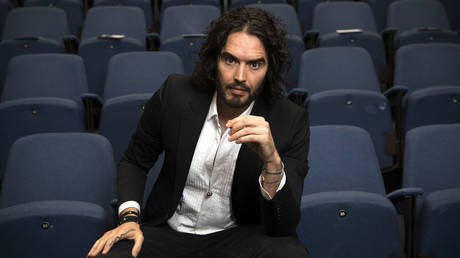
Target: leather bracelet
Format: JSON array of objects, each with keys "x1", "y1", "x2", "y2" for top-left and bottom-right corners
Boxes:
[
  {"x1": 262, "y1": 170, "x2": 282, "y2": 175},
  {"x1": 261, "y1": 175, "x2": 281, "y2": 185},
  {"x1": 118, "y1": 215, "x2": 141, "y2": 226},
  {"x1": 119, "y1": 210, "x2": 139, "y2": 218}
]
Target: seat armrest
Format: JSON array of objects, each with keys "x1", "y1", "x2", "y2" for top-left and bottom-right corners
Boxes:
[
  {"x1": 82, "y1": 93, "x2": 103, "y2": 132},
  {"x1": 287, "y1": 88, "x2": 309, "y2": 105},
  {"x1": 63, "y1": 35, "x2": 80, "y2": 54},
  {"x1": 303, "y1": 30, "x2": 319, "y2": 49},
  {"x1": 146, "y1": 33, "x2": 160, "y2": 51}
]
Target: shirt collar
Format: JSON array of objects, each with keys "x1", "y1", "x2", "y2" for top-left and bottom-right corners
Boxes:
[{"x1": 206, "y1": 92, "x2": 255, "y2": 122}]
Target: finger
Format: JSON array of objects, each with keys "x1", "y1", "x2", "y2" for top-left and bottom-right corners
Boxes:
[
  {"x1": 131, "y1": 233, "x2": 144, "y2": 257},
  {"x1": 228, "y1": 126, "x2": 265, "y2": 142},
  {"x1": 88, "y1": 236, "x2": 109, "y2": 257},
  {"x1": 102, "y1": 235, "x2": 119, "y2": 255},
  {"x1": 227, "y1": 115, "x2": 264, "y2": 129}
]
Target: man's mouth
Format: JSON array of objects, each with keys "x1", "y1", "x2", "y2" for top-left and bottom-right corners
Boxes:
[{"x1": 226, "y1": 84, "x2": 250, "y2": 95}]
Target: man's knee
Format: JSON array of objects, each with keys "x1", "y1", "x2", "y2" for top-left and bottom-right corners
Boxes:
[{"x1": 257, "y1": 237, "x2": 310, "y2": 258}]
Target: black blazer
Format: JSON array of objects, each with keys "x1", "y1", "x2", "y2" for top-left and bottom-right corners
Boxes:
[{"x1": 117, "y1": 74, "x2": 310, "y2": 236}]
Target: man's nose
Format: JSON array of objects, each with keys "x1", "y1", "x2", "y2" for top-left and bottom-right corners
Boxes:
[{"x1": 234, "y1": 64, "x2": 246, "y2": 82}]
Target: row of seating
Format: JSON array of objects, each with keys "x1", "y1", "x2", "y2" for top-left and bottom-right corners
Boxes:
[
  {"x1": 1, "y1": 40, "x2": 459, "y2": 178},
  {"x1": 0, "y1": 123, "x2": 458, "y2": 257},
  {"x1": 1, "y1": 1, "x2": 460, "y2": 93}
]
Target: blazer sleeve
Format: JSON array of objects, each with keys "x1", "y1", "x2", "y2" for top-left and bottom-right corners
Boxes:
[
  {"x1": 260, "y1": 107, "x2": 310, "y2": 236},
  {"x1": 116, "y1": 77, "x2": 169, "y2": 207}
]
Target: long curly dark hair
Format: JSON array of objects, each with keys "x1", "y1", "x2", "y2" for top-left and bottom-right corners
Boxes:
[{"x1": 192, "y1": 7, "x2": 290, "y2": 104}]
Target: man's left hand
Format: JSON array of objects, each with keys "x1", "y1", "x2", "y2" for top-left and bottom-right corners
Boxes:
[{"x1": 226, "y1": 115, "x2": 282, "y2": 171}]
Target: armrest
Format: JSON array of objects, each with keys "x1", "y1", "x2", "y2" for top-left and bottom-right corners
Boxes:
[
  {"x1": 387, "y1": 187, "x2": 423, "y2": 202},
  {"x1": 287, "y1": 88, "x2": 309, "y2": 105},
  {"x1": 303, "y1": 30, "x2": 319, "y2": 49},
  {"x1": 383, "y1": 85, "x2": 408, "y2": 99},
  {"x1": 146, "y1": 32, "x2": 160, "y2": 51},
  {"x1": 63, "y1": 34, "x2": 79, "y2": 54},
  {"x1": 81, "y1": 93, "x2": 103, "y2": 132}
]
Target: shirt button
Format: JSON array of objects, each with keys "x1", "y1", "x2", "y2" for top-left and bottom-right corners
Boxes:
[{"x1": 206, "y1": 191, "x2": 213, "y2": 197}]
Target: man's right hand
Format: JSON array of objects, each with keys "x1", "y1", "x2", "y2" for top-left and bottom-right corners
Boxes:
[{"x1": 87, "y1": 222, "x2": 144, "y2": 257}]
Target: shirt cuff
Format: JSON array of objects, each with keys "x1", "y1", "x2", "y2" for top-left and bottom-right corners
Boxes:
[
  {"x1": 118, "y1": 201, "x2": 141, "y2": 216},
  {"x1": 259, "y1": 166, "x2": 286, "y2": 200}
]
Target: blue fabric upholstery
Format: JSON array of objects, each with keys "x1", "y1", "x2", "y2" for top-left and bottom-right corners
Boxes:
[
  {"x1": 79, "y1": 6, "x2": 148, "y2": 96},
  {"x1": 23, "y1": 0, "x2": 83, "y2": 36},
  {"x1": 1, "y1": 54, "x2": 88, "y2": 103},
  {"x1": 305, "y1": 125, "x2": 386, "y2": 195},
  {"x1": 386, "y1": 0, "x2": 460, "y2": 48},
  {"x1": 231, "y1": 0, "x2": 286, "y2": 9},
  {"x1": 298, "y1": 191, "x2": 403, "y2": 258},
  {"x1": 311, "y1": 2, "x2": 387, "y2": 90},
  {"x1": 102, "y1": 51, "x2": 183, "y2": 100},
  {"x1": 417, "y1": 188, "x2": 460, "y2": 258},
  {"x1": 0, "y1": 7, "x2": 69, "y2": 84},
  {"x1": 294, "y1": 47, "x2": 395, "y2": 169},
  {"x1": 93, "y1": 0, "x2": 154, "y2": 31},
  {"x1": 0, "y1": 98, "x2": 86, "y2": 180},
  {"x1": 0, "y1": 200, "x2": 110, "y2": 258},
  {"x1": 403, "y1": 124, "x2": 460, "y2": 209},
  {"x1": 0, "y1": 54, "x2": 88, "y2": 180},
  {"x1": 159, "y1": 5, "x2": 220, "y2": 74},
  {"x1": 0, "y1": 132, "x2": 116, "y2": 214},
  {"x1": 394, "y1": 43, "x2": 460, "y2": 130},
  {"x1": 246, "y1": 4, "x2": 302, "y2": 37},
  {"x1": 161, "y1": 0, "x2": 220, "y2": 14}
]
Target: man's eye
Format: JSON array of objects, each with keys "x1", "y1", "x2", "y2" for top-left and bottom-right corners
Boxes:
[
  {"x1": 225, "y1": 57, "x2": 236, "y2": 65},
  {"x1": 250, "y1": 62, "x2": 261, "y2": 70}
]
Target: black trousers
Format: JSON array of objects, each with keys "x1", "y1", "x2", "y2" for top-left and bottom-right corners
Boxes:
[{"x1": 98, "y1": 224, "x2": 310, "y2": 258}]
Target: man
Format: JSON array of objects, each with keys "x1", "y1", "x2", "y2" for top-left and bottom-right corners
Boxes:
[{"x1": 88, "y1": 7, "x2": 310, "y2": 258}]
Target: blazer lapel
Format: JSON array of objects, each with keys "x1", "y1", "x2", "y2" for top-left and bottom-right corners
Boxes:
[{"x1": 174, "y1": 90, "x2": 213, "y2": 196}]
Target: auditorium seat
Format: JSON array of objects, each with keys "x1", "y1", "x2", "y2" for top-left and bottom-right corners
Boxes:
[
  {"x1": 298, "y1": 191, "x2": 404, "y2": 258},
  {"x1": 230, "y1": 0, "x2": 285, "y2": 9},
  {"x1": 0, "y1": 200, "x2": 111, "y2": 258},
  {"x1": 159, "y1": 5, "x2": 220, "y2": 74},
  {"x1": 93, "y1": 0, "x2": 154, "y2": 32},
  {"x1": 388, "y1": 123, "x2": 460, "y2": 258},
  {"x1": 365, "y1": 0, "x2": 392, "y2": 32},
  {"x1": 99, "y1": 51, "x2": 183, "y2": 162},
  {"x1": 78, "y1": 6, "x2": 152, "y2": 96},
  {"x1": 0, "y1": 54, "x2": 89, "y2": 181},
  {"x1": 291, "y1": 47, "x2": 400, "y2": 170},
  {"x1": 306, "y1": 1, "x2": 389, "y2": 89},
  {"x1": 393, "y1": 43, "x2": 460, "y2": 131},
  {"x1": 0, "y1": 7, "x2": 73, "y2": 87},
  {"x1": 416, "y1": 187, "x2": 460, "y2": 258},
  {"x1": 384, "y1": 0, "x2": 460, "y2": 50},
  {"x1": 305, "y1": 125, "x2": 386, "y2": 195},
  {"x1": 246, "y1": 3, "x2": 304, "y2": 92},
  {"x1": 22, "y1": 0, "x2": 84, "y2": 36},
  {"x1": 0, "y1": 133, "x2": 117, "y2": 217},
  {"x1": 160, "y1": 0, "x2": 220, "y2": 15}
]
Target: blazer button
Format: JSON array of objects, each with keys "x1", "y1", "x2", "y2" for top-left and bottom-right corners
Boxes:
[{"x1": 206, "y1": 191, "x2": 213, "y2": 197}]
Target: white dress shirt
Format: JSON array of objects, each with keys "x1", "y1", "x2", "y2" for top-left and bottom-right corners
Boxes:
[{"x1": 119, "y1": 92, "x2": 285, "y2": 234}]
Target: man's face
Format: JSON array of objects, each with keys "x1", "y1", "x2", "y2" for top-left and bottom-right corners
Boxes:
[{"x1": 216, "y1": 31, "x2": 268, "y2": 109}]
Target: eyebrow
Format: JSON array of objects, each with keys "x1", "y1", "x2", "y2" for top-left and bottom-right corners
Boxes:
[{"x1": 220, "y1": 51, "x2": 266, "y2": 64}]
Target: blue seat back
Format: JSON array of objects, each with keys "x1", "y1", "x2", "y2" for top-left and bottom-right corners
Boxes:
[
  {"x1": 0, "y1": 133, "x2": 116, "y2": 211},
  {"x1": 298, "y1": 191, "x2": 403, "y2": 258},
  {"x1": 305, "y1": 125, "x2": 386, "y2": 195},
  {"x1": 1, "y1": 54, "x2": 88, "y2": 103},
  {"x1": 298, "y1": 47, "x2": 381, "y2": 95},
  {"x1": 403, "y1": 124, "x2": 460, "y2": 200},
  {"x1": 93, "y1": 0, "x2": 154, "y2": 31},
  {"x1": 103, "y1": 51, "x2": 183, "y2": 100},
  {"x1": 0, "y1": 200, "x2": 110, "y2": 258}
]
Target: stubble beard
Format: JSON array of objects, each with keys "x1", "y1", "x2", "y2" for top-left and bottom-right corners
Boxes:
[{"x1": 216, "y1": 81, "x2": 263, "y2": 109}]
